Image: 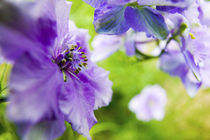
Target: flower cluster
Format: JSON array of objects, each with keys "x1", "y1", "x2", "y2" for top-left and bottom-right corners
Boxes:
[{"x1": 88, "y1": 0, "x2": 210, "y2": 98}]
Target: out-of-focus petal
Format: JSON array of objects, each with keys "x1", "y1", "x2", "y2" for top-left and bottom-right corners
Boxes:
[
  {"x1": 181, "y1": 71, "x2": 201, "y2": 98},
  {"x1": 129, "y1": 85, "x2": 167, "y2": 121},
  {"x1": 125, "y1": 29, "x2": 136, "y2": 56},
  {"x1": 91, "y1": 34, "x2": 123, "y2": 62},
  {"x1": 198, "y1": 0, "x2": 210, "y2": 26},
  {"x1": 125, "y1": 6, "x2": 169, "y2": 40},
  {"x1": 19, "y1": 118, "x2": 65, "y2": 140},
  {"x1": 7, "y1": 52, "x2": 63, "y2": 123},
  {"x1": 160, "y1": 51, "x2": 188, "y2": 77},
  {"x1": 0, "y1": 0, "x2": 57, "y2": 61},
  {"x1": 182, "y1": 50, "x2": 201, "y2": 81},
  {"x1": 137, "y1": 0, "x2": 193, "y2": 8},
  {"x1": 94, "y1": 5, "x2": 130, "y2": 35}
]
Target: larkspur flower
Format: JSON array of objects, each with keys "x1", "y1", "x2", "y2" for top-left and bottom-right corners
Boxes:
[
  {"x1": 0, "y1": 0, "x2": 112, "y2": 139},
  {"x1": 129, "y1": 85, "x2": 167, "y2": 121},
  {"x1": 82, "y1": 0, "x2": 193, "y2": 40},
  {"x1": 160, "y1": 11, "x2": 210, "y2": 97}
]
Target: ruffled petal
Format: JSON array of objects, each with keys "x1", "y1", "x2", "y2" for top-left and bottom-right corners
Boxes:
[
  {"x1": 85, "y1": 63, "x2": 113, "y2": 109},
  {"x1": 125, "y1": 6, "x2": 169, "y2": 40},
  {"x1": 94, "y1": 5, "x2": 130, "y2": 35},
  {"x1": 58, "y1": 78, "x2": 97, "y2": 138},
  {"x1": 59, "y1": 63, "x2": 112, "y2": 138},
  {"x1": 91, "y1": 34, "x2": 123, "y2": 62}
]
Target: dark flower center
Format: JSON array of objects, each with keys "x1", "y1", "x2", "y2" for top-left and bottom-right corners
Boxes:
[{"x1": 54, "y1": 45, "x2": 88, "y2": 80}]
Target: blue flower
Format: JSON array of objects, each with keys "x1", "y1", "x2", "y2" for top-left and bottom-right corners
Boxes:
[{"x1": 82, "y1": 0, "x2": 193, "y2": 39}]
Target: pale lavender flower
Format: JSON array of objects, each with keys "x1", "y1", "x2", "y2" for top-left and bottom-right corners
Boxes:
[
  {"x1": 0, "y1": 0, "x2": 112, "y2": 139},
  {"x1": 160, "y1": 25, "x2": 210, "y2": 97},
  {"x1": 129, "y1": 85, "x2": 167, "y2": 121},
  {"x1": 91, "y1": 29, "x2": 136, "y2": 62}
]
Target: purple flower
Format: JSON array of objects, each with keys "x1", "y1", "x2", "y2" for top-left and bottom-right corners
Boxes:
[
  {"x1": 129, "y1": 85, "x2": 167, "y2": 121},
  {"x1": 160, "y1": 25, "x2": 210, "y2": 97},
  {"x1": 0, "y1": 0, "x2": 112, "y2": 139},
  {"x1": 83, "y1": 0, "x2": 171, "y2": 39},
  {"x1": 82, "y1": 0, "x2": 193, "y2": 39}
]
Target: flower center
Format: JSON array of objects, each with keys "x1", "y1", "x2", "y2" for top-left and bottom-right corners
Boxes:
[{"x1": 54, "y1": 45, "x2": 88, "y2": 80}]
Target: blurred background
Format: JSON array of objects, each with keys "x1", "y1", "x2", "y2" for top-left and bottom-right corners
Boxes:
[{"x1": 1, "y1": 0, "x2": 210, "y2": 139}]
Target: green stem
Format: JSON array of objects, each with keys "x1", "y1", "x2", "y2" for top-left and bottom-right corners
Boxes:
[{"x1": 0, "y1": 64, "x2": 8, "y2": 92}]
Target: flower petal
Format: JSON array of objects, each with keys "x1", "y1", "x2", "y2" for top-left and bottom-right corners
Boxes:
[
  {"x1": 125, "y1": 29, "x2": 136, "y2": 56},
  {"x1": 137, "y1": 0, "x2": 193, "y2": 8},
  {"x1": 91, "y1": 34, "x2": 123, "y2": 62},
  {"x1": 59, "y1": 64, "x2": 112, "y2": 138},
  {"x1": 125, "y1": 6, "x2": 169, "y2": 40},
  {"x1": 7, "y1": 52, "x2": 63, "y2": 123},
  {"x1": 181, "y1": 71, "x2": 201, "y2": 98},
  {"x1": 160, "y1": 51, "x2": 188, "y2": 77},
  {"x1": 182, "y1": 50, "x2": 201, "y2": 81},
  {"x1": 94, "y1": 5, "x2": 130, "y2": 35},
  {"x1": 0, "y1": 1, "x2": 57, "y2": 61},
  {"x1": 58, "y1": 78, "x2": 97, "y2": 138},
  {"x1": 18, "y1": 118, "x2": 65, "y2": 140},
  {"x1": 82, "y1": 0, "x2": 106, "y2": 8},
  {"x1": 108, "y1": 0, "x2": 136, "y2": 5}
]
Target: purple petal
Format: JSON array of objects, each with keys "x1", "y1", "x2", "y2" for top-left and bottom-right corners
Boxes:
[
  {"x1": 108, "y1": 0, "x2": 136, "y2": 5},
  {"x1": 59, "y1": 63, "x2": 112, "y2": 138},
  {"x1": 35, "y1": 0, "x2": 71, "y2": 42},
  {"x1": 91, "y1": 34, "x2": 123, "y2": 62},
  {"x1": 160, "y1": 51, "x2": 188, "y2": 77},
  {"x1": 82, "y1": 0, "x2": 106, "y2": 8},
  {"x1": 156, "y1": 6, "x2": 185, "y2": 13},
  {"x1": 58, "y1": 78, "x2": 97, "y2": 138},
  {"x1": 0, "y1": 1, "x2": 57, "y2": 61},
  {"x1": 182, "y1": 50, "x2": 201, "y2": 81},
  {"x1": 7, "y1": 52, "x2": 63, "y2": 123},
  {"x1": 181, "y1": 72, "x2": 201, "y2": 98},
  {"x1": 85, "y1": 63, "x2": 113, "y2": 109},
  {"x1": 125, "y1": 6, "x2": 169, "y2": 40},
  {"x1": 19, "y1": 118, "x2": 65, "y2": 140},
  {"x1": 94, "y1": 5, "x2": 130, "y2": 35}
]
